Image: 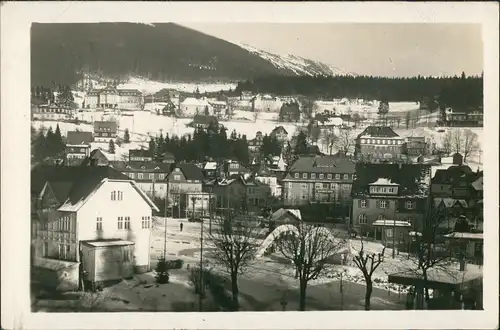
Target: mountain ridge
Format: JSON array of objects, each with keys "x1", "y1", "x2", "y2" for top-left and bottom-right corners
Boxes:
[{"x1": 31, "y1": 22, "x2": 352, "y2": 87}]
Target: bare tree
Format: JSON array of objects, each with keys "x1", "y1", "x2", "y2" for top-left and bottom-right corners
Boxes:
[
  {"x1": 275, "y1": 223, "x2": 345, "y2": 311},
  {"x1": 334, "y1": 128, "x2": 356, "y2": 155},
  {"x1": 462, "y1": 129, "x2": 480, "y2": 162},
  {"x1": 405, "y1": 112, "x2": 411, "y2": 129},
  {"x1": 207, "y1": 213, "x2": 260, "y2": 309},
  {"x1": 351, "y1": 238, "x2": 386, "y2": 310},
  {"x1": 321, "y1": 126, "x2": 337, "y2": 154},
  {"x1": 409, "y1": 206, "x2": 455, "y2": 309}
]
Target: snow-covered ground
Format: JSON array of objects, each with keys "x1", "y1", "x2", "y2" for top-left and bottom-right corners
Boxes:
[{"x1": 117, "y1": 76, "x2": 237, "y2": 95}]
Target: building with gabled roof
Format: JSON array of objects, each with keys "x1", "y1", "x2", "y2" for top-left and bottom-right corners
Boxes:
[
  {"x1": 282, "y1": 155, "x2": 356, "y2": 206},
  {"x1": 351, "y1": 163, "x2": 431, "y2": 241},
  {"x1": 65, "y1": 131, "x2": 94, "y2": 165},
  {"x1": 31, "y1": 164, "x2": 159, "y2": 291},
  {"x1": 93, "y1": 121, "x2": 117, "y2": 142},
  {"x1": 355, "y1": 126, "x2": 405, "y2": 162}
]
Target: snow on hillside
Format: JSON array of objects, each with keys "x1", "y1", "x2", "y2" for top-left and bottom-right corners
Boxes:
[
  {"x1": 233, "y1": 42, "x2": 354, "y2": 77},
  {"x1": 117, "y1": 76, "x2": 237, "y2": 95}
]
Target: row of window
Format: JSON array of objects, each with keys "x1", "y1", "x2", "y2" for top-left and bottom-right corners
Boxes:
[
  {"x1": 360, "y1": 139, "x2": 403, "y2": 145},
  {"x1": 359, "y1": 199, "x2": 414, "y2": 209},
  {"x1": 127, "y1": 172, "x2": 165, "y2": 180},
  {"x1": 357, "y1": 213, "x2": 412, "y2": 225},
  {"x1": 48, "y1": 216, "x2": 72, "y2": 232},
  {"x1": 111, "y1": 191, "x2": 124, "y2": 201},
  {"x1": 370, "y1": 186, "x2": 396, "y2": 194},
  {"x1": 96, "y1": 216, "x2": 151, "y2": 230},
  {"x1": 296, "y1": 182, "x2": 351, "y2": 191},
  {"x1": 67, "y1": 148, "x2": 87, "y2": 153},
  {"x1": 293, "y1": 173, "x2": 353, "y2": 180}
]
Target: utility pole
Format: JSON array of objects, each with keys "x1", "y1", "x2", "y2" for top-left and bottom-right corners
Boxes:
[
  {"x1": 163, "y1": 181, "x2": 169, "y2": 260},
  {"x1": 198, "y1": 195, "x2": 204, "y2": 312},
  {"x1": 392, "y1": 208, "x2": 397, "y2": 259}
]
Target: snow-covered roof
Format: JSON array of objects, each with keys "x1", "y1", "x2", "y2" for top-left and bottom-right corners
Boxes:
[
  {"x1": 82, "y1": 240, "x2": 135, "y2": 247},
  {"x1": 324, "y1": 117, "x2": 343, "y2": 126},
  {"x1": 181, "y1": 97, "x2": 211, "y2": 107},
  {"x1": 443, "y1": 232, "x2": 483, "y2": 240},
  {"x1": 369, "y1": 178, "x2": 399, "y2": 186},
  {"x1": 372, "y1": 220, "x2": 411, "y2": 227},
  {"x1": 204, "y1": 162, "x2": 217, "y2": 170}
]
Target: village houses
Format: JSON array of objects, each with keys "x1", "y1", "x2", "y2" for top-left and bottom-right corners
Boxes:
[
  {"x1": 251, "y1": 162, "x2": 282, "y2": 197},
  {"x1": 180, "y1": 97, "x2": 214, "y2": 117},
  {"x1": 355, "y1": 126, "x2": 405, "y2": 162},
  {"x1": 281, "y1": 155, "x2": 356, "y2": 206},
  {"x1": 32, "y1": 103, "x2": 75, "y2": 121},
  {"x1": 65, "y1": 131, "x2": 93, "y2": 165},
  {"x1": 93, "y1": 121, "x2": 117, "y2": 143},
  {"x1": 31, "y1": 165, "x2": 159, "y2": 291}
]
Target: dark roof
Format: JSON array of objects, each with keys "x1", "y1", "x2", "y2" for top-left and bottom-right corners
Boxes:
[
  {"x1": 357, "y1": 126, "x2": 399, "y2": 138},
  {"x1": 93, "y1": 121, "x2": 117, "y2": 132},
  {"x1": 66, "y1": 131, "x2": 93, "y2": 145},
  {"x1": 129, "y1": 149, "x2": 152, "y2": 158},
  {"x1": 109, "y1": 160, "x2": 172, "y2": 173},
  {"x1": 287, "y1": 155, "x2": 356, "y2": 174},
  {"x1": 190, "y1": 115, "x2": 218, "y2": 125},
  {"x1": 176, "y1": 163, "x2": 204, "y2": 180},
  {"x1": 252, "y1": 162, "x2": 273, "y2": 177},
  {"x1": 31, "y1": 165, "x2": 129, "y2": 204},
  {"x1": 271, "y1": 126, "x2": 288, "y2": 135},
  {"x1": 80, "y1": 149, "x2": 110, "y2": 166},
  {"x1": 352, "y1": 163, "x2": 431, "y2": 197},
  {"x1": 432, "y1": 165, "x2": 473, "y2": 185}
]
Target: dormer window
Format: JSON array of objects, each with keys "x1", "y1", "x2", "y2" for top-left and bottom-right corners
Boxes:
[
  {"x1": 311, "y1": 173, "x2": 316, "y2": 179},
  {"x1": 406, "y1": 201, "x2": 414, "y2": 209},
  {"x1": 302, "y1": 173, "x2": 308, "y2": 179},
  {"x1": 327, "y1": 174, "x2": 332, "y2": 180},
  {"x1": 343, "y1": 174, "x2": 349, "y2": 180},
  {"x1": 335, "y1": 174, "x2": 340, "y2": 180},
  {"x1": 319, "y1": 174, "x2": 324, "y2": 180},
  {"x1": 294, "y1": 173, "x2": 299, "y2": 179}
]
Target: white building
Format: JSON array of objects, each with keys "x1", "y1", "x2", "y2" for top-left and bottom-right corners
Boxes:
[
  {"x1": 31, "y1": 165, "x2": 159, "y2": 290},
  {"x1": 252, "y1": 94, "x2": 283, "y2": 112},
  {"x1": 180, "y1": 97, "x2": 214, "y2": 117},
  {"x1": 84, "y1": 85, "x2": 144, "y2": 111}
]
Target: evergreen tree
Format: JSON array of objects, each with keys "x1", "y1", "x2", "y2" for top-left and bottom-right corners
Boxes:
[
  {"x1": 45, "y1": 127, "x2": 56, "y2": 157},
  {"x1": 53, "y1": 124, "x2": 65, "y2": 157},
  {"x1": 123, "y1": 128, "x2": 130, "y2": 143},
  {"x1": 148, "y1": 137, "x2": 156, "y2": 154},
  {"x1": 295, "y1": 131, "x2": 308, "y2": 155},
  {"x1": 33, "y1": 131, "x2": 47, "y2": 162},
  {"x1": 108, "y1": 139, "x2": 115, "y2": 154}
]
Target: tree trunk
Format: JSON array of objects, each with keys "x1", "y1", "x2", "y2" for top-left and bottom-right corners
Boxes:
[
  {"x1": 230, "y1": 271, "x2": 239, "y2": 310},
  {"x1": 299, "y1": 279, "x2": 307, "y2": 311},
  {"x1": 364, "y1": 280, "x2": 373, "y2": 311}
]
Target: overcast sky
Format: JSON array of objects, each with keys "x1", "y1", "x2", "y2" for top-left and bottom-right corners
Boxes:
[{"x1": 182, "y1": 23, "x2": 483, "y2": 78}]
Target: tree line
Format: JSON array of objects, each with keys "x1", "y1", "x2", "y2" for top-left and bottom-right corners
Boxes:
[
  {"x1": 31, "y1": 124, "x2": 65, "y2": 162},
  {"x1": 236, "y1": 72, "x2": 483, "y2": 109},
  {"x1": 31, "y1": 84, "x2": 75, "y2": 106}
]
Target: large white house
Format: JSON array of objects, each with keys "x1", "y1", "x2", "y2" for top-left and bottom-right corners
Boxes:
[
  {"x1": 31, "y1": 165, "x2": 159, "y2": 291},
  {"x1": 180, "y1": 97, "x2": 214, "y2": 117}
]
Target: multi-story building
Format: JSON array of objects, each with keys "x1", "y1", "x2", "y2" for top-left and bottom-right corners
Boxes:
[
  {"x1": 351, "y1": 163, "x2": 431, "y2": 242},
  {"x1": 212, "y1": 173, "x2": 272, "y2": 214},
  {"x1": 180, "y1": 97, "x2": 214, "y2": 117},
  {"x1": 85, "y1": 85, "x2": 143, "y2": 111},
  {"x1": 444, "y1": 108, "x2": 483, "y2": 127},
  {"x1": 30, "y1": 165, "x2": 159, "y2": 291},
  {"x1": 248, "y1": 131, "x2": 264, "y2": 154},
  {"x1": 279, "y1": 102, "x2": 301, "y2": 122},
  {"x1": 187, "y1": 115, "x2": 220, "y2": 130},
  {"x1": 403, "y1": 136, "x2": 427, "y2": 157},
  {"x1": 355, "y1": 126, "x2": 405, "y2": 162},
  {"x1": 270, "y1": 126, "x2": 289, "y2": 144},
  {"x1": 251, "y1": 162, "x2": 282, "y2": 197},
  {"x1": 109, "y1": 161, "x2": 173, "y2": 199},
  {"x1": 129, "y1": 149, "x2": 153, "y2": 162},
  {"x1": 65, "y1": 131, "x2": 93, "y2": 165},
  {"x1": 216, "y1": 160, "x2": 251, "y2": 179},
  {"x1": 431, "y1": 162, "x2": 483, "y2": 231},
  {"x1": 166, "y1": 163, "x2": 205, "y2": 206},
  {"x1": 251, "y1": 94, "x2": 283, "y2": 112},
  {"x1": 93, "y1": 121, "x2": 117, "y2": 143},
  {"x1": 281, "y1": 155, "x2": 356, "y2": 205},
  {"x1": 32, "y1": 103, "x2": 75, "y2": 121}
]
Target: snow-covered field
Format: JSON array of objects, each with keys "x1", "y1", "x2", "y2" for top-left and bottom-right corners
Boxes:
[
  {"x1": 87, "y1": 76, "x2": 237, "y2": 95},
  {"x1": 314, "y1": 101, "x2": 419, "y2": 118}
]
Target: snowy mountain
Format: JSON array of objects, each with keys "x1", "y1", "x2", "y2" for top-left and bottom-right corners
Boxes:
[
  {"x1": 233, "y1": 42, "x2": 356, "y2": 77},
  {"x1": 31, "y1": 23, "x2": 354, "y2": 87}
]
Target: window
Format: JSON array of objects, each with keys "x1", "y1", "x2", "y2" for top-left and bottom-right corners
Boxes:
[
  {"x1": 330, "y1": 183, "x2": 336, "y2": 190},
  {"x1": 159, "y1": 174, "x2": 165, "y2": 180},
  {"x1": 149, "y1": 174, "x2": 154, "y2": 180},
  {"x1": 405, "y1": 201, "x2": 414, "y2": 209},
  {"x1": 118, "y1": 216, "x2": 124, "y2": 229},
  {"x1": 123, "y1": 248, "x2": 132, "y2": 262},
  {"x1": 43, "y1": 242, "x2": 48, "y2": 257},
  {"x1": 377, "y1": 214, "x2": 386, "y2": 220},
  {"x1": 310, "y1": 173, "x2": 316, "y2": 180},
  {"x1": 361, "y1": 139, "x2": 366, "y2": 144},
  {"x1": 302, "y1": 173, "x2": 308, "y2": 179},
  {"x1": 343, "y1": 174, "x2": 349, "y2": 180},
  {"x1": 129, "y1": 173, "x2": 135, "y2": 179},
  {"x1": 360, "y1": 200, "x2": 367, "y2": 208},
  {"x1": 117, "y1": 191, "x2": 123, "y2": 201},
  {"x1": 358, "y1": 214, "x2": 367, "y2": 224},
  {"x1": 381, "y1": 187, "x2": 387, "y2": 193},
  {"x1": 301, "y1": 194, "x2": 308, "y2": 200},
  {"x1": 141, "y1": 216, "x2": 151, "y2": 229},
  {"x1": 174, "y1": 174, "x2": 181, "y2": 181},
  {"x1": 294, "y1": 173, "x2": 299, "y2": 179},
  {"x1": 124, "y1": 217, "x2": 131, "y2": 229},
  {"x1": 335, "y1": 174, "x2": 340, "y2": 180},
  {"x1": 407, "y1": 217, "x2": 412, "y2": 226},
  {"x1": 386, "y1": 229, "x2": 393, "y2": 238},
  {"x1": 138, "y1": 173, "x2": 144, "y2": 179},
  {"x1": 96, "y1": 217, "x2": 103, "y2": 231},
  {"x1": 327, "y1": 174, "x2": 332, "y2": 180},
  {"x1": 319, "y1": 174, "x2": 324, "y2": 180},
  {"x1": 301, "y1": 183, "x2": 308, "y2": 190},
  {"x1": 379, "y1": 200, "x2": 388, "y2": 209},
  {"x1": 111, "y1": 191, "x2": 116, "y2": 200},
  {"x1": 388, "y1": 187, "x2": 394, "y2": 193}
]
